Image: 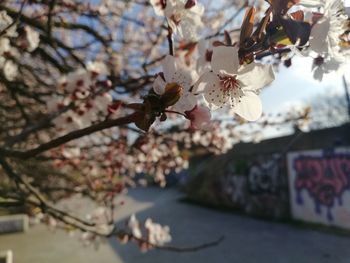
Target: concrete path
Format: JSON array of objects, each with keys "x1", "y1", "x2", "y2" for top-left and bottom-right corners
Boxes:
[{"x1": 1, "y1": 187, "x2": 350, "y2": 263}]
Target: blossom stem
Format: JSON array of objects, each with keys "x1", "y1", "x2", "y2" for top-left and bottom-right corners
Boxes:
[
  {"x1": 167, "y1": 24, "x2": 175, "y2": 56},
  {"x1": 164, "y1": 110, "x2": 187, "y2": 118}
]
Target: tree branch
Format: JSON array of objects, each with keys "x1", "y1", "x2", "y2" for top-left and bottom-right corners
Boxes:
[{"x1": 0, "y1": 113, "x2": 138, "y2": 159}]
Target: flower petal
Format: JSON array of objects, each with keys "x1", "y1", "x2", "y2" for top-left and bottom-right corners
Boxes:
[
  {"x1": 197, "y1": 39, "x2": 207, "y2": 55},
  {"x1": 186, "y1": 105, "x2": 211, "y2": 130},
  {"x1": 153, "y1": 75, "x2": 166, "y2": 95},
  {"x1": 211, "y1": 46, "x2": 239, "y2": 75},
  {"x1": 298, "y1": 0, "x2": 325, "y2": 8},
  {"x1": 150, "y1": 0, "x2": 165, "y2": 16},
  {"x1": 309, "y1": 18, "x2": 330, "y2": 54},
  {"x1": 162, "y1": 55, "x2": 177, "y2": 82},
  {"x1": 191, "y1": 3, "x2": 205, "y2": 16},
  {"x1": 167, "y1": 68, "x2": 194, "y2": 91},
  {"x1": 202, "y1": 72, "x2": 228, "y2": 109},
  {"x1": 233, "y1": 91, "x2": 262, "y2": 121},
  {"x1": 172, "y1": 92, "x2": 197, "y2": 113},
  {"x1": 238, "y1": 63, "x2": 275, "y2": 91},
  {"x1": 179, "y1": 21, "x2": 200, "y2": 41},
  {"x1": 192, "y1": 70, "x2": 212, "y2": 93}
]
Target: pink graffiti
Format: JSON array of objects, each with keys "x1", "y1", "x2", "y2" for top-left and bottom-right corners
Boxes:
[{"x1": 293, "y1": 152, "x2": 350, "y2": 221}]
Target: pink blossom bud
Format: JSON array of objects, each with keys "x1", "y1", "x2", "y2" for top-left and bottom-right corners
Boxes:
[{"x1": 185, "y1": 105, "x2": 211, "y2": 130}]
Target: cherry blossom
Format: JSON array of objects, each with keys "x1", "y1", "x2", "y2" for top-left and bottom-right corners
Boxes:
[
  {"x1": 125, "y1": 214, "x2": 172, "y2": 249},
  {"x1": 86, "y1": 207, "x2": 113, "y2": 235},
  {"x1": 200, "y1": 46, "x2": 275, "y2": 121},
  {"x1": 299, "y1": 0, "x2": 350, "y2": 80},
  {"x1": 185, "y1": 104, "x2": 211, "y2": 130},
  {"x1": 0, "y1": 38, "x2": 10, "y2": 54},
  {"x1": 153, "y1": 55, "x2": 197, "y2": 113},
  {"x1": 18, "y1": 26, "x2": 40, "y2": 52},
  {"x1": 196, "y1": 39, "x2": 213, "y2": 74},
  {"x1": 145, "y1": 218, "x2": 172, "y2": 246},
  {"x1": 45, "y1": 63, "x2": 113, "y2": 133},
  {"x1": 127, "y1": 214, "x2": 142, "y2": 239},
  {"x1": 0, "y1": 11, "x2": 17, "y2": 38},
  {"x1": 2, "y1": 60, "x2": 18, "y2": 81},
  {"x1": 0, "y1": 11, "x2": 18, "y2": 80},
  {"x1": 150, "y1": 0, "x2": 204, "y2": 41},
  {"x1": 309, "y1": 0, "x2": 347, "y2": 54}
]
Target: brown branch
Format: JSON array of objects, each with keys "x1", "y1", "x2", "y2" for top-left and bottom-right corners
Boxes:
[
  {"x1": 0, "y1": 113, "x2": 139, "y2": 159},
  {"x1": 0, "y1": 158, "x2": 98, "y2": 228},
  {"x1": 46, "y1": 0, "x2": 57, "y2": 40},
  {"x1": 150, "y1": 235, "x2": 225, "y2": 252}
]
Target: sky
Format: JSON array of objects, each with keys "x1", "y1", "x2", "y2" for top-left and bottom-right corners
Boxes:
[
  {"x1": 254, "y1": 56, "x2": 350, "y2": 139},
  {"x1": 261, "y1": 57, "x2": 349, "y2": 114}
]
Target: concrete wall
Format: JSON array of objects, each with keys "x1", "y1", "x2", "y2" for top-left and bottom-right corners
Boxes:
[
  {"x1": 187, "y1": 125, "x2": 350, "y2": 229},
  {"x1": 287, "y1": 147, "x2": 350, "y2": 229},
  {"x1": 186, "y1": 152, "x2": 290, "y2": 219},
  {"x1": 219, "y1": 153, "x2": 290, "y2": 219}
]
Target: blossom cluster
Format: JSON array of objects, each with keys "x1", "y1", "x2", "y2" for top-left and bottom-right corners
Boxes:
[
  {"x1": 47, "y1": 120, "x2": 233, "y2": 189},
  {"x1": 141, "y1": 0, "x2": 350, "y2": 131},
  {"x1": 299, "y1": 0, "x2": 350, "y2": 80},
  {"x1": 0, "y1": 11, "x2": 39, "y2": 81},
  {"x1": 123, "y1": 214, "x2": 171, "y2": 251},
  {"x1": 46, "y1": 62, "x2": 117, "y2": 134}
]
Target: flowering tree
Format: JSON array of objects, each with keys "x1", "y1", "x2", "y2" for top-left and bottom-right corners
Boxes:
[{"x1": 0, "y1": 0, "x2": 349, "y2": 251}]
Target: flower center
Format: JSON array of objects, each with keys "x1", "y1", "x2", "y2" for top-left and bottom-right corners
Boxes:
[
  {"x1": 217, "y1": 73, "x2": 240, "y2": 95},
  {"x1": 314, "y1": 56, "x2": 324, "y2": 66}
]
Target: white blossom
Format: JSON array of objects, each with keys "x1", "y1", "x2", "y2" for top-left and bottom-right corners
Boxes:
[
  {"x1": 0, "y1": 38, "x2": 10, "y2": 54},
  {"x1": 196, "y1": 39, "x2": 213, "y2": 74},
  {"x1": 185, "y1": 104, "x2": 211, "y2": 130},
  {"x1": 3, "y1": 60, "x2": 18, "y2": 81},
  {"x1": 145, "y1": 218, "x2": 171, "y2": 246},
  {"x1": 151, "y1": 0, "x2": 204, "y2": 41},
  {"x1": 127, "y1": 214, "x2": 142, "y2": 239},
  {"x1": 153, "y1": 55, "x2": 197, "y2": 113},
  {"x1": 24, "y1": 26, "x2": 40, "y2": 52},
  {"x1": 300, "y1": 0, "x2": 350, "y2": 80},
  {"x1": 87, "y1": 61, "x2": 109, "y2": 75},
  {"x1": 0, "y1": 11, "x2": 17, "y2": 38},
  {"x1": 200, "y1": 46, "x2": 275, "y2": 121}
]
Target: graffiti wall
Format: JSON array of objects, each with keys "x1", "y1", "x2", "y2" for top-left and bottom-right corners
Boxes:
[
  {"x1": 219, "y1": 154, "x2": 289, "y2": 219},
  {"x1": 287, "y1": 148, "x2": 350, "y2": 229}
]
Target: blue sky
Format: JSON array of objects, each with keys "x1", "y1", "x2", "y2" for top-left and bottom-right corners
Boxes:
[{"x1": 261, "y1": 57, "x2": 349, "y2": 114}]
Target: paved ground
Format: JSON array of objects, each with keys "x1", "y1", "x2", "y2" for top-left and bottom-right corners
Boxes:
[{"x1": 1, "y1": 187, "x2": 350, "y2": 263}]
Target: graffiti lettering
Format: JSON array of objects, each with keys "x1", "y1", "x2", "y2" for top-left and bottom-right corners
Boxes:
[
  {"x1": 293, "y1": 152, "x2": 350, "y2": 221},
  {"x1": 220, "y1": 154, "x2": 288, "y2": 219}
]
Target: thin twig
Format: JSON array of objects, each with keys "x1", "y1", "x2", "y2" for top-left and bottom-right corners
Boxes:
[
  {"x1": 123, "y1": 231, "x2": 225, "y2": 252},
  {"x1": 167, "y1": 24, "x2": 174, "y2": 56}
]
